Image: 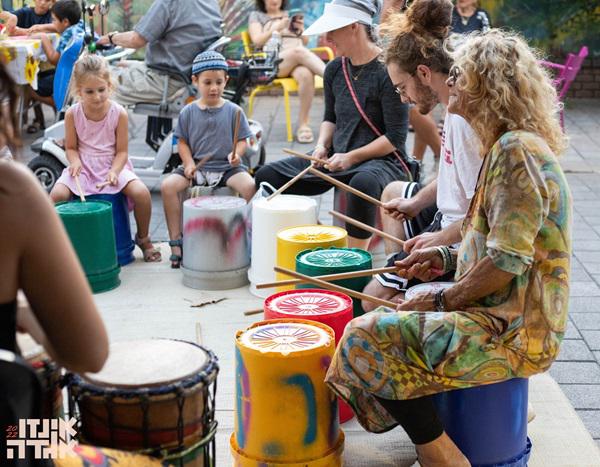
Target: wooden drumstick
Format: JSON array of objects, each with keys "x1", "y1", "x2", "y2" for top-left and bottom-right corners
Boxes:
[
  {"x1": 329, "y1": 209, "x2": 404, "y2": 245},
  {"x1": 231, "y1": 110, "x2": 242, "y2": 163},
  {"x1": 74, "y1": 175, "x2": 86, "y2": 202},
  {"x1": 330, "y1": 210, "x2": 404, "y2": 247},
  {"x1": 256, "y1": 265, "x2": 398, "y2": 289},
  {"x1": 308, "y1": 167, "x2": 384, "y2": 208},
  {"x1": 244, "y1": 308, "x2": 264, "y2": 316},
  {"x1": 274, "y1": 266, "x2": 398, "y2": 309},
  {"x1": 96, "y1": 180, "x2": 111, "y2": 190},
  {"x1": 283, "y1": 148, "x2": 324, "y2": 165},
  {"x1": 266, "y1": 165, "x2": 312, "y2": 201}
]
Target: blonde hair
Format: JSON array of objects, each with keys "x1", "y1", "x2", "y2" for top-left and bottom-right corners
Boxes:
[
  {"x1": 383, "y1": 0, "x2": 454, "y2": 74},
  {"x1": 452, "y1": 30, "x2": 567, "y2": 156},
  {"x1": 70, "y1": 53, "x2": 115, "y2": 99}
]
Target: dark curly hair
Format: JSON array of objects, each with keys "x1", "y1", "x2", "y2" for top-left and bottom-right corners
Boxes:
[
  {"x1": 382, "y1": 0, "x2": 454, "y2": 75},
  {"x1": 0, "y1": 63, "x2": 21, "y2": 156},
  {"x1": 255, "y1": 0, "x2": 289, "y2": 13}
]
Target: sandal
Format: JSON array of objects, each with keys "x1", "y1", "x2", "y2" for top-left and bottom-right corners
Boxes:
[
  {"x1": 296, "y1": 125, "x2": 314, "y2": 144},
  {"x1": 168, "y1": 237, "x2": 183, "y2": 269},
  {"x1": 135, "y1": 234, "x2": 162, "y2": 263},
  {"x1": 26, "y1": 120, "x2": 45, "y2": 134}
]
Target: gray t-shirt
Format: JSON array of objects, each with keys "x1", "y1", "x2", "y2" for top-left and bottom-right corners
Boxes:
[
  {"x1": 135, "y1": 0, "x2": 222, "y2": 76},
  {"x1": 174, "y1": 100, "x2": 253, "y2": 172}
]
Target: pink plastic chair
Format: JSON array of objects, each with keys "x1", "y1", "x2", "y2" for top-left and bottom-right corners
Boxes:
[{"x1": 540, "y1": 46, "x2": 589, "y2": 130}]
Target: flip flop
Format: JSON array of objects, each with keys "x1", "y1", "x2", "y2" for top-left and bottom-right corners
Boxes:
[{"x1": 296, "y1": 125, "x2": 314, "y2": 144}]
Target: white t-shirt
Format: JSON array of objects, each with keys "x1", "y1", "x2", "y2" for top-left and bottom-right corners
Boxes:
[{"x1": 437, "y1": 112, "x2": 482, "y2": 230}]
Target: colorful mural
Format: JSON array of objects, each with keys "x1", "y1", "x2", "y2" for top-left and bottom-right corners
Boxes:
[{"x1": 480, "y1": 0, "x2": 599, "y2": 58}]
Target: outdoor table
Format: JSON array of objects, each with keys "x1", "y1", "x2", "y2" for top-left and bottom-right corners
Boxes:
[{"x1": 0, "y1": 34, "x2": 59, "y2": 88}]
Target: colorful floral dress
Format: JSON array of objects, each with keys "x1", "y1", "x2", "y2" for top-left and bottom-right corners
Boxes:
[{"x1": 325, "y1": 131, "x2": 572, "y2": 433}]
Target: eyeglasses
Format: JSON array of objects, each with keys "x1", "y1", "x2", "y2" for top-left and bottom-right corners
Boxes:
[{"x1": 447, "y1": 66, "x2": 462, "y2": 85}]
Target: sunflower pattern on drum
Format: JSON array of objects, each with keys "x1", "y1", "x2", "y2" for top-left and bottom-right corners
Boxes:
[{"x1": 326, "y1": 131, "x2": 572, "y2": 434}]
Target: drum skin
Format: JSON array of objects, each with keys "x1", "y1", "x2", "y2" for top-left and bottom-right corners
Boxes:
[
  {"x1": 276, "y1": 225, "x2": 347, "y2": 292},
  {"x1": 231, "y1": 319, "x2": 344, "y2": 466},
  {"x1": 296, "y1": 247, "x2": 372, "y2": 317},
  {"x1": 67, "y1": 339, "x2": 218, "y2": 458}
]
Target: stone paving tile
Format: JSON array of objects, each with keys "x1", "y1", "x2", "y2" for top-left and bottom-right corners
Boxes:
[
  {"x1": 571, "y1": 268, "x2": 594, "y2": 281},
  {"x1": 580, "y1": 331, "x2": 600, "y2": 350},
  {"x1": 569, "y1": 281, "x2": 600, "y2": 296},
  {"x1": 570, "y1": 313, "x2": 600, "y2": 330},
  {"x1": 576, "y1": 410, "x2": 600, "y2": 439},
  {"x1": 556, "y1": 339, "x2": 596, "y2": 361},
  {"x1": 561, "y1": 385, "x2": 600, "y2": 409},
  {"x1": 564, "y1": 319, "x2": 583, "y2": 339},
  {"x1": 550, "y1": 362, "x2": 600, "y2": 384},
  {"x1": 568, "y1": 297, "x2": 600, "y2": 314},
  {"x1": 573, "y1": 240, "x2": 600, "y2": 252},
  {"x1": 595, "y1": 351, "x2": 600, "y2": 363}
]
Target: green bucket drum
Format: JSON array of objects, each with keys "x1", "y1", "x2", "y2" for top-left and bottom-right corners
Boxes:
[
  {"x1": 296, "y1": 247, "x2": 372, "y2": 317},
  {"x1": 56, "y1": 201, "x2": 121, "y2": 293}
]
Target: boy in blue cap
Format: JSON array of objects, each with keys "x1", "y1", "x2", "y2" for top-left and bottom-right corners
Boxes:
[{"x1": 160, "y1": 50, "x2": 256, "y2": 269}]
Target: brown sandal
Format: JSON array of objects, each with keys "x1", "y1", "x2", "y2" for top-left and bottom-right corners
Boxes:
[{"x1": 135, "y1": 234, "x2": 162, "y2": 262}]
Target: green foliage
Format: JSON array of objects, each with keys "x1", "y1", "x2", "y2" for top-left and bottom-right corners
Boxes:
[{"x1": 481, "y1": 0, "x2": 599, "y2": 58}]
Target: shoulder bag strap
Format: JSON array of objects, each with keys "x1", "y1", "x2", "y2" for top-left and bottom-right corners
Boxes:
[{"x1": 341, "y1": 56, "x2": 413, "y2": 181}]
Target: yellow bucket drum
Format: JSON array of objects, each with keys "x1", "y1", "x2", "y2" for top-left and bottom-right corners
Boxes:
[
  {"x1": 231, "y1": 319, "x2": 344, "y2": 466},
  {"x1": 276, "y1": 225, "x2": 347, "y2": 291}
]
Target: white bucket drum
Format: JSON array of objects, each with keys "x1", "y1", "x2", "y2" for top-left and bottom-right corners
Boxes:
[
  {"x1": 248, "y1": 194, "x2": 318, "y2": 298},
  {"x1": 182, "y1": 196, "x2": 250, "y2": 290},
  {"x1": 404, "y1": 282, "x2": 455, "y2": 300}
]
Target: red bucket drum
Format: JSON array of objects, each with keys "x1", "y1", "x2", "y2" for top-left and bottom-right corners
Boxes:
[
  {"x1": 66, "y1": 339, "x2": 218, "y2": 466},
  {"x1": 263, "y1": 289, "x2": 355, "y2": 423}
]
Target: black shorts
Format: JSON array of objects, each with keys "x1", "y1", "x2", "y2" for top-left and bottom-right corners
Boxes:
[
  {"x1": 401, "y1": 182, "x2": 438, "y2": 239},
  {"x1": 36, "y1": 70, "x2": 55, "y2": 98}
]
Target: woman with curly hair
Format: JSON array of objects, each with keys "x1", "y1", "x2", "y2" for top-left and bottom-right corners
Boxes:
[
  {"x1": 248, "y1": 0, "x2": 326, "y2": 143},
  {"x1": 325, "y1": 27, "x2": 571, "y2": 466}
]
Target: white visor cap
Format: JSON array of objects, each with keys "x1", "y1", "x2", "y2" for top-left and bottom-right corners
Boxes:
[{"x1": 303, "y1": 3, "x2": 373, "y2": 36}]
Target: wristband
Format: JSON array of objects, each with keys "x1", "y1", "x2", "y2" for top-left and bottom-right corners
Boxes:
[
  {"x1": 434, "y1": 289, "x2": 447, "y2": 312},
  {"x1": 108, "y1": 31, "x2": 117, "y2": 45},
  {"x1": 314, "y1": 143, "x2": 328, "y2": 151}
]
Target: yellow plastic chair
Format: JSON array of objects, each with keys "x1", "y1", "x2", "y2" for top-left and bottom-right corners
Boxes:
[{"x1": 241, "y1": 31, "x2": 334, "y2": 142}]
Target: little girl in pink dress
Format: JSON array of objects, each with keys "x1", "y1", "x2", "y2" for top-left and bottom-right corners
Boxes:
[{"x1": 50, "y1": 54, "x2": 160, "y2": 262}]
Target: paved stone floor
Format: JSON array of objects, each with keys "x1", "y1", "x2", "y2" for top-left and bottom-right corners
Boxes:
[{"x1": 22, "y1": 94, "x2": 600, "y2": 450}]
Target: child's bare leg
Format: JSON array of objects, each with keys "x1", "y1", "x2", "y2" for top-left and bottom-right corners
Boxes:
[
  {"x1": 160, "y1": 174, "x2": 189, "y2": 259},
  {"x1": 123, "y1": 179, "x2": 161, "y2": 262},
  {"x1": 122, "y1": 179, "x2": 152, "y2": 238},
  {"x1": 50, "y1": 183, "x2": 73, "y2": 203},
  {"x1": 226, "y1": 171, "x2": 256, "y2": 202}
]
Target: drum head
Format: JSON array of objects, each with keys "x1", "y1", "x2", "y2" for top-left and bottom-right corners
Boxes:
[
  {"x1": 16, "y1": 332, "x2": 43, "y2": 361},
  {"x1": 277, "y1": 225, "x2": 346, "y2": 244},
  {"x1": 83, "y1": 339, "x2": 209, "y2": 388},
  {"x1": 185, "y1": 196, "x2": 246, "y2": 210},
  {"x1": 266, "y1": 289, "x2": 352, "y2": 317},
  {"x1": 297, "y1": 248, "x2": 371, "y2": 270},
  {"x1": 405, "y1": 282, "x2": 454, "y2": 301},
  {"x1": 240, "y1": 321, "x2": 331, "y2": 355}
]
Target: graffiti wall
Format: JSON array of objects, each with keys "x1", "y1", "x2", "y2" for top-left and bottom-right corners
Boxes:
[{"x1": 480, "y1": 0, "x2": 599, "y2": 58}]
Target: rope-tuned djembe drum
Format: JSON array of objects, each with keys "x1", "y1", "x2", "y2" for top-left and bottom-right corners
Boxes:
[
  {"x1": 16, "y1": 332, "x2": 63, "y2": 419},
  {"x1": 66, "y1": 339, "x2": 219, "y2": 466},
  {"x1": 276, "y1": 226, "x2": 347, "y2": 292},
  {"x1": 296, "y1": 247, "x2": 372, "y2": 317},
  {"x1": 231, "y1": 319, "x2": 344, "y2": 466},
  {"x1": 263, "y1": 289, "x2": 356, "y2": 423},
  {"x1": 182, "y1": 196, "x2": 250, "y2": 290}
]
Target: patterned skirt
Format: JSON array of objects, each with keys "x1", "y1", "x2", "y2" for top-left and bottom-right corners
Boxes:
[{"x1": 325, "y1": 308, "x2": 527, "y2": 434}]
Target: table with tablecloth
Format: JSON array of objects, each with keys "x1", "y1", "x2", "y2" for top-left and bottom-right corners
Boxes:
[{"x1": 0, "y1": 34, "x2": 59, "y2": 89}]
